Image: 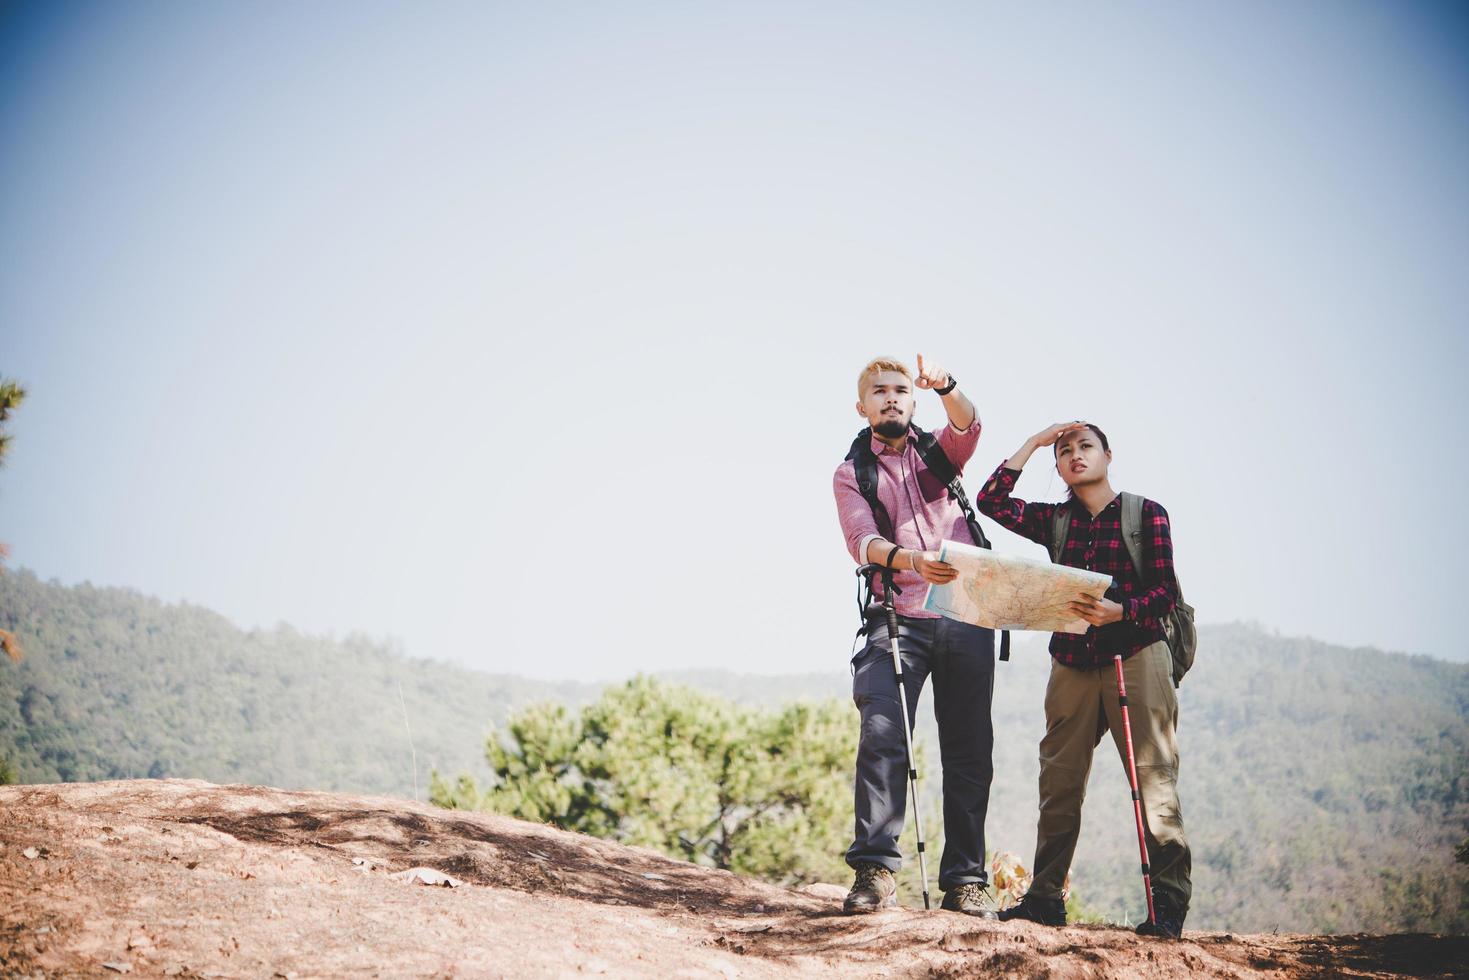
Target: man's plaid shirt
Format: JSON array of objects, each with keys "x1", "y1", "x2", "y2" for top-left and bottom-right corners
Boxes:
[{"x1": 976, "y1": 463, "x2": 1179, "y2": 669}]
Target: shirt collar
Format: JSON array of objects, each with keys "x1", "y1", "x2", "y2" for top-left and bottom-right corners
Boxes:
[
  {"x1": 870, "y1": 429, "x2": 910, "y2": 456},
  {"x1": 1066, "y1": 493, "x2": 1122, "y2": 519}
]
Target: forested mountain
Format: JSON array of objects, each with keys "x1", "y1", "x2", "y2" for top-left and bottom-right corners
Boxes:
[
  {"x1": 0, "y1": 568, "x2": 599, "y2": 793},
  {"x1": 0, "y1": 568, "x2": 1464, "y2": 934}
]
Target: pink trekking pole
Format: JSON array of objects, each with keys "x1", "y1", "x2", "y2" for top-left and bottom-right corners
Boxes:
[{"x1": 1114, "y1": 654, "x2": 1156, "y2": 927}]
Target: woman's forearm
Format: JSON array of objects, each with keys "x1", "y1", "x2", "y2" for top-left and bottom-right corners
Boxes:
[{"x1": 1005, "y1": 436, "x2": 1041, "y2": 471}]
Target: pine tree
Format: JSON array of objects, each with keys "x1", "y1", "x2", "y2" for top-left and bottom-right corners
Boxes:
[
  {"x1": 0, "y1": 378, "x2": 24, "y2": 463},
  {"x1": 431, "y1": 677, "x2": 858, "y2": 885},
  {"x1": 0, "y1": 376, "x2": 27, "y2": 661}
]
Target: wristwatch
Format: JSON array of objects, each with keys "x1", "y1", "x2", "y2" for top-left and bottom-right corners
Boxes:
[{"x1": 934, "y1": 375, "x2": 958, "y2": 396}]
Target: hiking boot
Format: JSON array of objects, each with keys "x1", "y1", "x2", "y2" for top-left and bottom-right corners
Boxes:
[
  {"x1": 842, "y1": 862, "x2": 897, "y2": 914},
  {"x1": 997, "y1": 892, "x2": 1067, "y2": 927},
  {"x1": 1136, "y1": 907, "x2": 1186, "y2": 940},
  {"x1": 940, "y1": 882, "x2": 998, "y2": 919}
]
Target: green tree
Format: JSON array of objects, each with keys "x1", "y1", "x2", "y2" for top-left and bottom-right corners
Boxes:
[
  {"x1": 432, "y1": 677, "x2": 857, "y2": 884},
  {"x1": 0, "y1": 376, "x2": 25, "y2": 662},
  {"x1": 433, "y1": 700, "x2": 617, "y2": 836},
  {"x1": 723, "y1": 699, "x2": 854, "y2": 883},
  {"x1": 0, "y1": 378, "x2": 24, "y2": 464}
]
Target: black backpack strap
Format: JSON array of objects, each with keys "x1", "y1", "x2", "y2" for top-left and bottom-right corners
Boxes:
[
  {"x1": 910, "y1": 425, "x2": 992, "y2": 550},
  {"x1": 846, "y1": 430, "x2": 893, "y2": 637},
  {"x1": 909, "y1": 424, "x2": 956, "y2": 483},
  {"x1": 846, "y1": 429, "x2": 894, "y2": 542}
]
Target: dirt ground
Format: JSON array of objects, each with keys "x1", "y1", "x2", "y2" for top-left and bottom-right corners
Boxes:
[{"x1": 0, "y1": 780, "x2": 1463, "y2": 979}]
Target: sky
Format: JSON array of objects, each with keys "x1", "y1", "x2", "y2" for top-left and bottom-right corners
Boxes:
[{"x1": 1, "y1": 1, "x2": 1466, "y2": 680}]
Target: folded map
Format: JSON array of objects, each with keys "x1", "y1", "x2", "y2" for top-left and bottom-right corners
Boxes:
[{"x1": 922, "y1": 539, "x2": 1113, "y2": 634}]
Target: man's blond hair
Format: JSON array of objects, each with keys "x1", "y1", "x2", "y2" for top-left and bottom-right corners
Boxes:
[{"x1": 856, "y1": 357, "x2": 912, "y2": 398}]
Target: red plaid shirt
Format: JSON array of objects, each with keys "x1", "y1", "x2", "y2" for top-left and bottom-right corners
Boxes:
[{"x1": 976, "y1": 463, "x2": 1179, "y2": 668}]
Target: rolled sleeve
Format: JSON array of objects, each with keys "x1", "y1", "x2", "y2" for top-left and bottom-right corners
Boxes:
[
  {"x1": 975, "y1": 463, "x2": 1056, "y2": 547},
  {"x1": 981, "y1": 464, "x2": 1021, "y2": 496},
  {"x1": 935, "y1": 416, "x2": 981, "y2": 473}
]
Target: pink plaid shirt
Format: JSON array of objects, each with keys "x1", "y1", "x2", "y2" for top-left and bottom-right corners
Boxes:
[{"x1": 833, "y1": 421, "x2": 982, "y2": 619}]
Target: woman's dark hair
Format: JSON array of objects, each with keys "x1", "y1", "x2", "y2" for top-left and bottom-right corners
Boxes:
[
  {"x1": 1056, "y1": 423, "x2": 1110, "y2": 499},
  {"x1": 1053, "y1": 423, "x2": 1109, "y2": 457}
]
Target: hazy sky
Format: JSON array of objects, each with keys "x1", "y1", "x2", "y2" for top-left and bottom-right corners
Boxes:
[{"x1": 2, "y1": 1, "x2": 1466, "y2": 679}]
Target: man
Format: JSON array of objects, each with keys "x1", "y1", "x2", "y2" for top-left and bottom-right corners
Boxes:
[
  {"x1": 832, "y1": 354, "x2": 999, "y2": 916},
  {"x1": 976, "y1": 421, "x2": 1191, "y2": 939}
]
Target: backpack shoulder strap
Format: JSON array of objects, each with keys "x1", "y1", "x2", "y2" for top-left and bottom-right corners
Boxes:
[
  {"x1": 909, "y1": 424, "x2": 956, "y2": 485},
  {"x1": 1048, "y1": 501, "x2": 1071, "y2": 564},
  {"x1": 845, "y1": 429, "x2": 894, "y2": 541},
  {"x1": 1118, "y1": 491, "x2": 1146, "y2": 581},
  {"x1": 912, "y1": 424, "x2": 993, "y2": 549}
]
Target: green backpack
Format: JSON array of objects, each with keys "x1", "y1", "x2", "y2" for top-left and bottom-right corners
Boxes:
[{"x1": 1048, "y1": 492, "x2": 1197, "y2": 687}]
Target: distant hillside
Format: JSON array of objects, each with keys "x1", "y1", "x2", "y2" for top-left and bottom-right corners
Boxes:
[
  {"x1": 0, "y1": 568, "x2": 599, "y2": 794},
  {"x1": 0, "y1": 569, "x2": 1465, "y2": 935}
]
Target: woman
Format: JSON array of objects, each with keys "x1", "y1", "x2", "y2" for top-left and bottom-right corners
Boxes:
[{"x1": 976, "y1": 421, "x2": 1191, "y2": 939}]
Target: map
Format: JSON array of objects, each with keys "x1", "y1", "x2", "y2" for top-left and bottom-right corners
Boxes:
[{"x1": 922, "y1": 539, "x2": 1113, "y2": 633}]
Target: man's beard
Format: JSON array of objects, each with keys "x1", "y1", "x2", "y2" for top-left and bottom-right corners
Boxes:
[{"x1": 874, "y1": 418, "x2": 909, "y2": 439}]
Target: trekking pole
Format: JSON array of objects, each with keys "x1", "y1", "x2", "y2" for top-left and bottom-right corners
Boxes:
[
  {"x1": 1113, "y1": 654, "x2": 1156, "y2": 927},
  {"x1": 858, "y1": 562, "x2": 931, "y2": 910}
]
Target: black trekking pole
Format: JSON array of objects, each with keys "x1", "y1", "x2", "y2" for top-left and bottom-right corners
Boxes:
[{"x1": 857, "y1": 562, "x2": 931, "y2": 910}]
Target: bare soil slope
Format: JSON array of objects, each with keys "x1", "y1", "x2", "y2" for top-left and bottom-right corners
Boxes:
[{"x1": 0, "y1": 780, "x2": 1462, "y2": 978}]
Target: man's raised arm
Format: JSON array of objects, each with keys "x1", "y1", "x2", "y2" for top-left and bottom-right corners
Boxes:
[{"x1": 914, "y1": 352, "x2": 976, "y2": 433}]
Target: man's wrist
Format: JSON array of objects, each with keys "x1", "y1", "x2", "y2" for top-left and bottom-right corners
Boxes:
[{"x1": 934, "y1": 375, "x2": 958, "y2": 396}]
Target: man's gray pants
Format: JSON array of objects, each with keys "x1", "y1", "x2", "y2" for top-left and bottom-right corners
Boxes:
[{"x1": 846, "y1": 614, "x2": 996, "y2": 891}]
